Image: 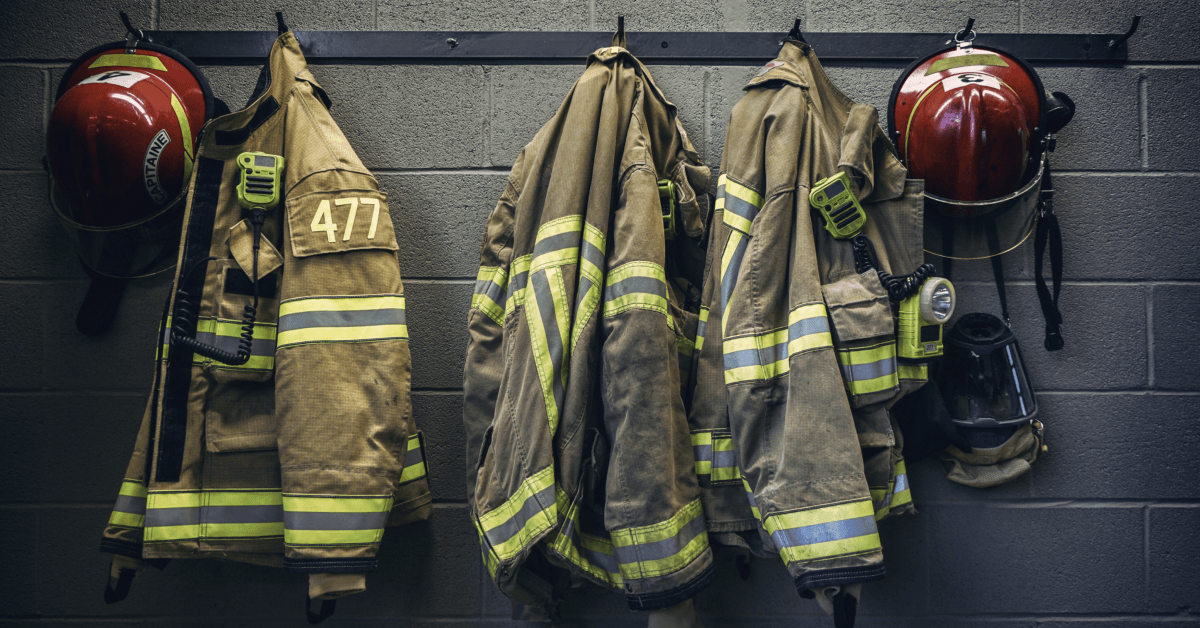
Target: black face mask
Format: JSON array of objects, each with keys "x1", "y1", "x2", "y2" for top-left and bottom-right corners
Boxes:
[{"x1": 939, "y1": 313, "x2": 1038, "y2": 428}]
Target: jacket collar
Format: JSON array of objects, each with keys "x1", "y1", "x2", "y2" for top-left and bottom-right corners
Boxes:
[{"x1": 747, "y1": 40, "x2": 907, "y2": 203}]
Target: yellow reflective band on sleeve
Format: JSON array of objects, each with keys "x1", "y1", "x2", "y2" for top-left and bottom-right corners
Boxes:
[
  {"x1": 532, "y1": 215, "x2": 584, "y2": 271},
  {"x1": 159, "y1": 315, "x2": 173, "y2": 361},
  {"x1": 473, "y1": 266, "x2": 509, "y2": 325},
  {"x1": 891, "y1": 460, "x2": 912, "y2": 509},
  {"x1": 191, "y1": 317, "x2": 277, "y2": 371},
  {"x1": 526, "y1": 267, "x2": 569, "y2": 434},
  {"x1": 505, "y1": 255, "x2": 532, "y2": 316},
  {"x1": 144, "y1": 489, "x2": 284, "y2": 543},
  {"x1": 764, "y1": 500, "x2": 881, "y2": 565},
  {"x1": 787, "y1": 303, "x2": 834, "y2": 356},
  {"x1": 836, "y1": 341, "x2": 899, "y2": 396},
  {"x1": 710, "y1": 437, "x2": 741, "y2": 482},
  {"x1": 478, "y1": 466, "x2": 557, "y2": 562},
  {"x1": 719, "y1": 230, "x2": 749, "y2": 334},
  {"x1": 723, "y1": 328, "x2": 790, "y2": 384},
  {"x1": 169, "y1": 93, "x2": 194, "y2": 185},
  {"x1": 898, "y1": 362, "x2": 928, "y2": 382},
  {"x1": 89, "y1": 53, "x2": 168, "y2": 71},
  {"x1": 277, "y1": 295, "x2": 407, "y2": 348},
  {"x1": 691, "y1": 431, "x2": 713, "y2": 475},
  {"x1": 718, "y1": 174, "x2": 765, "y2": 235},
  {"x1": 603, "y1": 262, "x2": 670, "y2": 319},
  {"x1": 109, "y1": 479, "x2": 148, "y2": 529},
  {"x1": 283, "y1": 494, "x2": 393, "y2": 547},
  {"x1": 741, "y1": 477, "x2": 761, "y2": 521},
  {"x1": 399, "y1": 433, "x2": 427, "y2": 484},
  {"x1": 549, "y1": 486, "x2": 623, "y2": 587},
  {"x1": 695, "y1": 306, "x2": 710, "y2": 351},
  {"x1": 610, "y1": 499, "x2": 708, "y2": 580}
]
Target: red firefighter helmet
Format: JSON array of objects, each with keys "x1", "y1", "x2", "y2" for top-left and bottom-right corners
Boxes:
[
  {"x1": 888, "y1": 42, "x2": 1072, "y2": 259},
  {"x1": 46, "y1": 41, "x2": 214, "y2": 277}
]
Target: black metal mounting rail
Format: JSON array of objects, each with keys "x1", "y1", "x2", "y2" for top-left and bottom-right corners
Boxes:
[{"x1": 143, "y1": 30, "x2": 1134, "y2": 65}]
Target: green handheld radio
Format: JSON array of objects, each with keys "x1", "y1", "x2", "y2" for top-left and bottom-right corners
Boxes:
[
  {"x1": 898, "y1": 277, "x2": 956, "y2": 360},
  {"x1": 658, "y1": 179, "x2": 677, "y2": 240},
  {"x1": 810, "y1": 171, "x2": 867, "y2": 239},
  {"x1": 236, "y1": 152, "x2": 285, "y2": 210}
]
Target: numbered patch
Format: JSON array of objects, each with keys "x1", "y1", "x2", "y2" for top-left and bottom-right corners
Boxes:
[
  {"x1": 79, "y1": 70, "x2": 151, "y2": 89},
  {"x1": 287, "y1": 190, "x2": 397, "y2": 258},
  {"x1": 941, "y1": 72, "x2": 1003, "y2": 92}
]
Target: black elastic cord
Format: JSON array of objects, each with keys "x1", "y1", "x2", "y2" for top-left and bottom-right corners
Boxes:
[
  {"x1": 1035, "y1": 164, "x2": 1065, "y2": 351},
  {"x1": 985, "y1": 217, "x2": 1010, "y2": 325},
  {"x1": 104, "y1": 567, "x2": 136, "y2": 604},
  {"x1": 832, "y1": 587, "x2": 859, "y2": 628},
  {"x1": 305, "y1": 596, "x2": 336, "y2": 624}
]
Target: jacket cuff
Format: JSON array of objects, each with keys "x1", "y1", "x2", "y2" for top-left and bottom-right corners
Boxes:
[
  {"x1": 794, "y1": 563, "x2": 885, "y2": 595},
  {"x1": 309, "y1": 573, "x2": 367, "y2": 599},
  {"x1": 626, "y1": 561, "x2": 715, "y2": 612},
  {"x1": 284, "y1": 557, "x2": 378, "y2": 574}
]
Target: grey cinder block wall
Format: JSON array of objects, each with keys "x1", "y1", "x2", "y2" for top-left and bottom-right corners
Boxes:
[{"x1": 2, "y1": 1, "x2": 1198, "y2": 626}]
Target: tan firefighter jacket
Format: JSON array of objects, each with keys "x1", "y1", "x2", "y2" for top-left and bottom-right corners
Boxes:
[
  {"x1": 463, "y1": 39, "x2": 714, "y2": 611},
  {"x1": 686, "y1": 40, "x2": 926, "y2": 595},
  {"x1": 100, "y1": 32, "x2": 431, "y2": 598}
]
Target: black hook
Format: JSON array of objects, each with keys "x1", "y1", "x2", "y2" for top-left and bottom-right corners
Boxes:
[
  {"x1": 612, "y1": 15, "x2": 626, "y2": 48},
  {"x1": 1109, "y1": 14, "x2": 1141, "y2": 49},
  {"x1": 276, "y1": 11, "x2": 290, "y2": 34},
  {"x1": 118, "y1": 11, "x2": 143, "y2": 41},
  {"x1": 955, "y1": 17, "x2": 976, "y2": 42},
  {"x1": 787, "y1": 18, "x2": 807, "y2": 43}
]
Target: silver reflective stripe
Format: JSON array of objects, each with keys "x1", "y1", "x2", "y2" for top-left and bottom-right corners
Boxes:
[
  {"x1": 279, "y1": 308, "x2": 405, "y2": 332},
  {"x1": 560, "y1": 517, "x2": 619, "y2": 574},
  {"x1": 113, "y1": 495, "x2": 146, "y2": 515},
  {"x1": 145, "y1": 507, "x2": 200, "y2": 528},
  {"x1": 284, "y1": 511, "x2": 390, "y2": 531},
  {"x1": 604, "y1": 276, "x2": 665, "y2": 302},
  {"x1": 771, "y1": 514, "x2": 877, "y2": 549},
  {"x1": 484, "y1": 484, "x2": 556, "y2": 547},
  {"x1": 840, "y1": 358, "x2": 897, "y2": 382},
  {"x1": 613, "y1": 514, "x2": 706, "y2": 564},
  {"x1": 193, "y1": 332, "x2": 276, "y2": 356}
]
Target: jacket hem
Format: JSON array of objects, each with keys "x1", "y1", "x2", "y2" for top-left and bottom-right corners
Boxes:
[
  {"x1": 100, "y1": 539, "x2": 170, "y2": 569},
  {"x1": 387, "y1": 494, "x2": 433, "y2": 527},
  {"x1": 625, "y1": 560, "x2": 715, "y2": 612},
  {"x1": 283, "y1": 557, "x2": 378, "y2": 574},
  {"x1": 794, "y1": 563, "x2": 886, "y2": 594}
]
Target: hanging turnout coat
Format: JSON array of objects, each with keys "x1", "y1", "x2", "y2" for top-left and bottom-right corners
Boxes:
[
  {"x1": 100, "y1": 32, "x2": 431, "y2": 597},
  {"x1": 464, "y1": 40, "x2": 715, "y2": 611},
  {"x1": 687, "y1": 39, "x2": 927, "y2": 595}
]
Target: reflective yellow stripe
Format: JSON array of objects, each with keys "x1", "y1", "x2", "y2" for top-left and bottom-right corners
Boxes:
[
  {"x1": 89, "y1": 53, "x2": 168, "y2": 71},
  {"x1": 891, "y1": 460, "x2": 912, "y2": 509},
  {"x1": 473, "y1": 266, "x2": 508, "y2": 325},
  {"x1": 108, "y1": 511, "x2": 145, "y2": 528},
  {"x1": 549, "y1": 486, "x2": 623, "y2": 586},
  {"x1": 710, "y1": 437, "x2": 741, "y2": 482},
  {"x1": 765, "y1": 500, "x2": 881, "y2": 564},
  {"x1": 787, "y1": 303, "x2": 834, "y2": 355},
  {"x1": 144, "y1": 489, "x2": 285, "y2": 542},
  {"x1": 282, "y1": 495, "x2": 389, "y2": 513},
  {"x1": 723, "y1": 328, "x2": 791, "y2": 384},
  {"x1": 399, "y1": 433, "x2": 427, "y2": 484},
  {"x1": 478, "y1": 466, "x2": 557, "y2": 561},
  {"x1": 603, "y1": 262, "x2": 669, "y2": 318},
  {"x1": 285, "y1": 529, "x2": 382, "y2": 545},
  {"x1": 283, "y1": 494, "x2": 392, "y2": 546},
  {"x1": 505, "y1": 255, "x2": 532, "y2": 316},
  {"x1": 898, "y1": 363, "x2": 928, "y2": 381},
  {"x1": 610, "y1": 499, "x2": 708, "y2": 580},
  {"x1": 277, "y1": 295, "x2": 407, "y2": 347},
  {"x1": 719, "y1": 174, "x2": 765, "y2": 235},
  {"x1": 532, "y1": 215, "x2": 583, "y2": 271},
  {"x1": 836, "y1": 341, "x2": 899, "y2": 396},
  {"x1": 692, "y1": 431, "x2": 713, "y2": 475},
  {"x1": 742, "y1": 477, "x2": 761, "y2": 520},
  {"x1": 695, "y1": 306, "x2": 710, "y2": 351},
  {"x1": 118, "y1": 480, "x2": 147, "y2": 499},
  {"x1": 206, "y1": 522, "x2": 284, "y2": 538}
]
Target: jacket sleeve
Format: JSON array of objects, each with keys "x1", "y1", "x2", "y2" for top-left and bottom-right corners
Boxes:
[
  {"x1": 272, "y1": 77, "x2": 412, "y2": 575},
  {"x1": 718, "y1": 86, "x2": 884, "y2": 593},
  {"x1": 599, "y1": 164, "x2": 712, "y2": 608},
  {"x1": 463, "y1": 175, "x2": 518, "y2": 506}
]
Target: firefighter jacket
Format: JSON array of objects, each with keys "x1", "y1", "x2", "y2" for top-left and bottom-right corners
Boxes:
[
  {"x1": 463, "y1": 41, "x2": 715, "y2": 612},
  {"x1": 686, "y1": 40, "x2": 926, "y2": 595},
  {"x1": 100, "y1": 32, "x2": 432, "y2": 595}
]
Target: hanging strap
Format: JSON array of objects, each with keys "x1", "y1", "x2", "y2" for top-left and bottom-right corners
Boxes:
[
  {"x1": 305, "y1": 596, "x2": 337, "y2": 625},
  {"x1": 103, "y1": 567, "x2": 136, "y2": 604},
  {"x1": 1034, "y1": 164, "x2": 1065, "y2": 351},
  {"x1": 985, "y1": 217, "x2": 1010, "y2": 325}
]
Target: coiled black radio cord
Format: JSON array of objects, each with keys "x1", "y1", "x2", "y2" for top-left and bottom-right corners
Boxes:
[
  {"x1": 851, "y1": 234, "x2": 936, "y2": 302},
  {"x1": 170, "y1": 208, "x2": 266, "y2": 365}
]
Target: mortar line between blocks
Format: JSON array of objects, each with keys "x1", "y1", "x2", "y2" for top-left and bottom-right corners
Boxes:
[
  {"x1": 1146, "y1": 285, "x2": 1155, "y2": 388},
  {"x1": 483, "y1": 66, "x2": 493, "y2": 168},
  {"x1": 1139, "y1": 71, "x2": 1149, "y2": 170}
]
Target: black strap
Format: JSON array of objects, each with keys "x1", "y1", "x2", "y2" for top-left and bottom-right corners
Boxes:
[
  {"x1": 75, "y1": 262, "x2": 129, "y2": 336},
  {"x1": 985, "y1": 218, "x2": 1010, "y2": 325},
  {"x1": 832, "y1": 587, "x2": 859, "y2": 628},
  {"x1": 104, "y1": 567, "x2": 136, "y2": 604},
  {"x1": 1035, "y1": 164, "x2": 1065, "y2": 351},
  {"x1": 305, "y1": 596, "x2": 337, "y2": 625}
]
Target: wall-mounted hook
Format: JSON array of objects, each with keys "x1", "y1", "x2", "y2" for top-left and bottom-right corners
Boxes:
[
  {"x1": 1108, "y1": 14, "x2": 1141, "y2": 49},
  {"x1": 787, "y1": 18, "x2": 807, "y2": 43},
  {"x1": 613, "y1": 15, "x2": 626, "y2": 48},
  {"x1": 276, "y1": 11, "x2": 290, "y2": 34},
  {"x1": 954, "y1": 17, "x2": 976, "y2": 42},
  {"x1": 119, "y1": 11, "x2": 147, "y2": 52}
]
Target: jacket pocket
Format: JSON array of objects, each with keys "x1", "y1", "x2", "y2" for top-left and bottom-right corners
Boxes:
[
  {"x1": 690, "y1": 428, "x2": 741, "y2": 487},
  {"x1": 199, "y1": 259, "x2": 280, "y2": 384},
  {"x1": 821, "y1": 269, "x2": 899, "y2": 408},
  {"x1": 205, "y1": 379, "x2": 277, "y2": 452}
]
